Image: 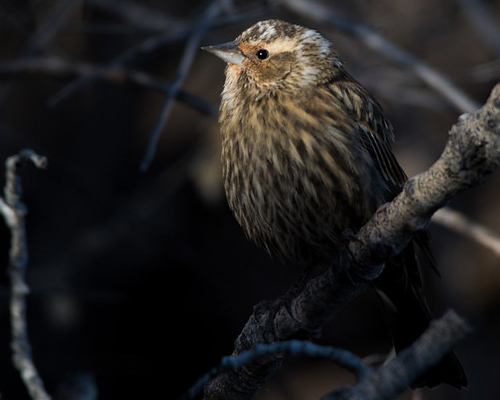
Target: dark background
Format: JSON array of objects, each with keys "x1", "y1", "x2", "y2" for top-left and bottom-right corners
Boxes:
[{"x1": 0, "y1": 0, "x2": 499, "y2": 399}]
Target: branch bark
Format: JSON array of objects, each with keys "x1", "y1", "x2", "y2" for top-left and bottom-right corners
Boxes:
[
  {"x1": 202, "y1": 82, "x2": 500, "y2": 400},
  {"x1": 0, "y1": 150, "x2": 50, "y2": 400},
  {"x1": 183, "y1": 310, "x2": 470, "y2": 400},
  {"x1": 323, "y1": 310, "x2": 471, "y2": 400}
]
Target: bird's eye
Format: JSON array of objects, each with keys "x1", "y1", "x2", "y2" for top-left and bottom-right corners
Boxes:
[{"x1": 256, "y1": 49, "x2": 269, "y2": 60}]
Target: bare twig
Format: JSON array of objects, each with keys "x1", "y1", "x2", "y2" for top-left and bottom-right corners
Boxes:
[
  {"x1": 281, "y1": 0, "x2": 481, "y2": 113},
  {"x1": 181, "y1": 340, "x2": 371, "y2": 400},
  {"x1": 48, "y1": 2, "x2": 266, "y2": 107},
  {"x1": 85, "y1": 0, "x2": 185, "y2": 33},
  {"x1": 17, "y1": 0, "x2": 82, "y2": 58},
  {"x1": 0, "y1": 0, "x2": 81, "y2": 108},
  {"x1": 202, "y1": 81, "x2": 500, "y2": 400},
  {"x1": 47, "y1": 3, "x2": 224, "y2": 108},
  {"x1": 0, "y1": 150, "x2": 49, "y2": 400},
  {"x1": 472, "y1": 59, "x2": 500, "y2": 83},
  {"x1": 139, "y1": 2, "x2": 221, "y2": 171},
  {"x1": 60, "y1": 3, "x2": 267, "y2": 36},
  {"x1": 47, "y1": 29, "x2": 190, "y2": 107},
  {"x1": 0, "y1": 57, "x2": 217, "y2": 117},
  {"x1": 322, "y1": 310, "x2": 471, "y2": 400},
  {"x1": 457, "y1": 0, "x2": 500, "y2": 58},
  {"x1": 433, "y1": 207, "x2": 500, "y2": 256},
  {"x1": 187, "y1": 311, "x2": 469, "y2": 400}
]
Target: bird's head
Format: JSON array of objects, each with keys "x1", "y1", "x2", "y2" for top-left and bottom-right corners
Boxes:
[{"x1": 203, "y1": 19, "x2": 343, "y2": 99}]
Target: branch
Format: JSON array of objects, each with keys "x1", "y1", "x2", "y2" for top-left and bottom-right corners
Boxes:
[
  {"x1": 280, "y1": 0, "x2": 481, "y2": 113},
  {"x1": 457, "y1": 0, "x2": 500, "y2": 58},
  {"x1": 0, "y1": 57, "x2": 217, "y2": 117},
  {"x1": 185, "y1": 311, "x2": 469, "y2": 400},
  {"x1": 181, "y1": 340, "x2": 371, "y2": 400},
  {"x1": 85, "y1": 0, "x2": 186, "y2": 33},
  {"x1": 0, "y1": 150, "x2": 50, "y2": 400},
  {"x1": 0, "y1": 0, "x2": 80, "y2": 109},
  {"x1": 349, "y1": 82, "x2": 500, "y2": 270},
  {"x1": 139, "y1": 1, "x2": 221, "y2": 171},
  {"x1": 46, "y1": 29, "x2": 193, "y2": 107},
  {"x1": 322, "y1": 310, "x2": 471, "y2": 400},
  {"x1": 432, "y1": 207, "x2": 500, "y2": 257},
  {"x1": 202, "y1": 82, "x2": 500, "y2": 400},
  {"x1": 46, "y1": 1, "x2": 267, "y2": 107}
]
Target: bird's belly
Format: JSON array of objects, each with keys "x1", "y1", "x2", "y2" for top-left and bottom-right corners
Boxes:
[{"x1": 223, "y1": 154, "x2": 373, "y2": 265}]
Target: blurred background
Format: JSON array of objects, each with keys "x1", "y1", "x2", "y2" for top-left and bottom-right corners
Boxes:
[{"x1": 0, "y1": 0, "x2": 499, "y2": 399}]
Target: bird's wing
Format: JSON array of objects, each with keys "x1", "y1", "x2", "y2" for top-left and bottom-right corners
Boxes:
[
  {"x1": 325, "y1": 73, "x2": 438, "y2": 269},
  {"x1": 328, "y1": 74, "x2": 407, "y2": 190}
]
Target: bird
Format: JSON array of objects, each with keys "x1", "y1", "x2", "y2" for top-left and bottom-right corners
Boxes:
[{"x1": 202, "y1": 19, "x2": 467, "y2": 389}]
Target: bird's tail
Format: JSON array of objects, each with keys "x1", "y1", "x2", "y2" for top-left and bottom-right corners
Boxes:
[{"x1": 374, "y1": 242, "x2": 468, "y2": 389}]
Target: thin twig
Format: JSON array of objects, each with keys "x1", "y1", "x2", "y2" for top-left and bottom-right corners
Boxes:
[
  {"x1": 189, "y1": 311, "x2": 470, "y2": 400},
  {"x1": 322, "y1": 310, "x2": 471, "y2": 400},
  {"x1": 47, "y1": 5, "x2": 213, "y2": 108},
  {"x1": 433, "y1": 207, "x2": 500, "y2": 257},
  {"x1": 48, "y1": 3, "x2": 266, "y2": 107},
  {"x1": 0, "y1": 150, "x2": 49, "y2": 400},
  {"x1": 181, "y1": 340, "x2": 371, "y2": 400},
  {"x1": 17, "y1": 0, "x2": 82, "y2": 58},
  {"x1": 60, "y1": 3, "x2": 268, "y2": 36},
  {"x1": 457, "y1": 0, "x2": 500, "y2": 58},
  {"x1": 47, "y1": 29, "x2": 189, "y2": 107},
  {"x1": 281, "y1": 0, "x2": 481, "y2": 113},
  {"x1": 139, "y1": 2, "x2": 221, "y2": 171},
  {"x1": 0, "y1": 57, "x2": 217, "y2": 117},
  {"x1": 0, "y1": 0, "x2": 81, "y2": 109},
  {"x1": 85, "y1": 0, "x2": 184, "y2": 33}
]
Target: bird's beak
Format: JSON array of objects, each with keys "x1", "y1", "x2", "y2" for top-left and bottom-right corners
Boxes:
[{"x1": 202, "y1": 40, "x2": 245, "y2": 66}]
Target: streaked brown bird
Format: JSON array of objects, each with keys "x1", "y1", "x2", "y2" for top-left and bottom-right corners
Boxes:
[{"x1": 203, "y1": 19, "x2": 467, "y2": 388}]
